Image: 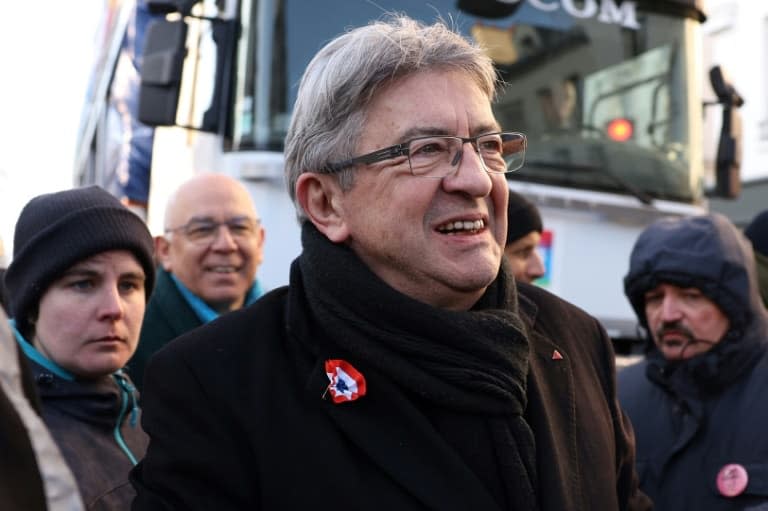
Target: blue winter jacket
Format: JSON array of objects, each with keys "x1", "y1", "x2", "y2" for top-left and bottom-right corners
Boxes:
[{"x1": 619, "y1": 213, "x2": 768, "y2": 511}]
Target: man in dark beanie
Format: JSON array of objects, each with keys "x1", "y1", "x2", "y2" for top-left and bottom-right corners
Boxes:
[
  {"x1": 505, "y1": 189, "x2": 545, "y2": 284},
  {"x1": 3, "y1": 185, "x2": 155, "y2": 509},
  {"x1": 619, "y1": 213, "x2": 768, "y2": 510},
  {"x1": 745, "y1": 209, "x2": 768, "y2": 308}
]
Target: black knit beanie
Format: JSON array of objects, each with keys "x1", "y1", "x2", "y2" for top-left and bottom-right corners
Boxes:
[
  {"x1": 506, "y1": 190, "x2": 543, "y2": 245},
  {"x1": 4, "y1": 186, "x2": 156, "y2": 334},
  {"x1": 745, "y1": 209, "x2": 768, "y2": 257}
]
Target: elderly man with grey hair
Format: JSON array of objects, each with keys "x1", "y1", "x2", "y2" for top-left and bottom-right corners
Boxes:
[{"x1": 132, "y1": 16, "x2": 649, "y2": 511}]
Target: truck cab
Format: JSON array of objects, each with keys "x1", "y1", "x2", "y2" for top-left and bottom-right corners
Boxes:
[{"x1": 75, "y1": 0, "x2": 742, "y2": 353}]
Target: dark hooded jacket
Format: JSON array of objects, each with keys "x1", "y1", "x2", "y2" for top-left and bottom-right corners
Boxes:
[
  {"x1": 618, "y1": 213, "x2": 768, "y2": 510},
  {"x1": 26, "y1": 356, "x2": 148, "y2": 510}
]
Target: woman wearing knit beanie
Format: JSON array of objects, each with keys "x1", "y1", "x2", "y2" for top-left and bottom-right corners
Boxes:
[{"x1": 3, "y1": 185, "x2": 156, "y2": 510}]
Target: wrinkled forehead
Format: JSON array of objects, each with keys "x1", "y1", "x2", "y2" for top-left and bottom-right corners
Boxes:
[
  {"x1": 62, "y1": 248, "x2": 144, "y2": 274},
  {"x1": 642, "y1": 281, "x2": 729, "y2": 318},
  {"x1": 167, "y1": 180, "x2": 258, "y2": 226},
  {"x1": 362, "y1": 70, "x2": 499, "y2": 141},
  {"x1": 644, "y1": 281, "x2": 701, "y2": 297}
]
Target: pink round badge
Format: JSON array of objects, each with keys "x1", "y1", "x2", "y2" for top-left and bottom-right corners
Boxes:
[{"x1": 716, "y1": 463, "x2": 749, "y2": 498}]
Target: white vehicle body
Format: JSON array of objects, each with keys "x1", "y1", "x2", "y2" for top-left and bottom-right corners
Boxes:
[{"x1": 76, "y1": 0, "x2": 739, "y2": 353}]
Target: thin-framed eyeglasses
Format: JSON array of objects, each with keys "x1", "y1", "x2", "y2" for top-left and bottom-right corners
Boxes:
[
  {"x1": 164, "y1": 216, "x2": 261, "y2": 245},
  {"x1": 322, "y1": 131, "x2": 526, "y2": 178}
]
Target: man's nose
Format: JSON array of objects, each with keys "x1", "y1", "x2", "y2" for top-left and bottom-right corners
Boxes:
[
  {"x1": 442, "y1": 143, "x2": 493, "y2": 196},
  {"x1": 210, "y1": 224, "x2": 239, "y2": 250},
  {"x1": 528, "y1": 251, "x2": 545, "y2": 280},
  {"x1": 659, "y1": 295, "x2": 683, "y2": 321}
]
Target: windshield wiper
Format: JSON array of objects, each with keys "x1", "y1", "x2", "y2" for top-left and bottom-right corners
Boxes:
[{"x1": 524, "y1": 160, "x2": 655, "y2": 206}]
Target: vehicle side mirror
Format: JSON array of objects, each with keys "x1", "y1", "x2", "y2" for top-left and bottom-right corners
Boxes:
[
  {"x1": 709, "y1": 65, "x2": 744, "y2": 199},
  {"x1": 138, "y1": 18, "x2": 187, "y2": 126}
]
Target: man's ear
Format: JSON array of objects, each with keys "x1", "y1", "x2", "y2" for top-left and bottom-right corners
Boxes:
[
  {"x1": 154, "y1": 235, "x2": 172, "y2": 271},
  {"x1": 295, "y1": 173, "x2": 350, "y2": 243}
]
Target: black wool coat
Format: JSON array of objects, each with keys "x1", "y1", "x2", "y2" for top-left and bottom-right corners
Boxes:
[{"x1": 132, "y1": 282, "x2": 649, "y2": 511}]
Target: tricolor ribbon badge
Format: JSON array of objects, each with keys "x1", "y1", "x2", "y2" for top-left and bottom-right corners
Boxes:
[{"x1": 324, "y1": 359, "x2": 366, "y2": 404}]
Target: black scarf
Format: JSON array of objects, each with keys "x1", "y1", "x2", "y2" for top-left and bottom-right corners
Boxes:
[{"x1": 289, "y1": 223, "x2": 538, "y2": 510}]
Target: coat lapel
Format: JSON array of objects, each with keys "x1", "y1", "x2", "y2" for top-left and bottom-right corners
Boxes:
[
  {"x1": 520, "y1": 296, "x2": 581, "y2": 509},
  {"x1": 307, "y1": 360, "x2": 501, "y2": 511}
]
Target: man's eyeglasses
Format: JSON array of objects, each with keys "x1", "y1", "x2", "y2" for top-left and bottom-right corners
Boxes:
[
  {"x1": 322, "y1": 131, "x2": 526, "y2": 178},
  {"x1": 165, "y1": 217, "x2": 261, "y2": 245}
]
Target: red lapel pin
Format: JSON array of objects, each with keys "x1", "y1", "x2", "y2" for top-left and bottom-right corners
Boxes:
[{"x1": 324, "y1": 359, "x2": 367, "y2": 404}]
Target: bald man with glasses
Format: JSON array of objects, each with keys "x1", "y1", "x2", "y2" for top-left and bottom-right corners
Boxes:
[{"x1": 127, "y1": 173, "x2": 265, "y2": 390}]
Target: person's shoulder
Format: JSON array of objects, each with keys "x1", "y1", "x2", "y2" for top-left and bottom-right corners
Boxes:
[
  {"x1": 617, "y1": 358, "x2": 648, "y2": 386},
  {"x1": 141, "y1": 286, "x2": 292, "y2": 403},
  {"x1": 220, "y1": 286, "x2": 289, "y2": 331},
  {"x1": 517, "y1": 281, "x2": 597, "y2": 328},
  {"x1": 144, "y1": 268, "x2": 184, "y2": 310},
  {"x1": 154, "y1": 286, "x2": 289, "y2": 363},
  {"x1": 616, "y1": 358, "x2": 654, "y2": 411},
  {"x1": 138, "y1": 270, "x2": 201, "y2": 354},
  {"x1": 517, "y1": 282, "x2": 614, "y2": 371}
]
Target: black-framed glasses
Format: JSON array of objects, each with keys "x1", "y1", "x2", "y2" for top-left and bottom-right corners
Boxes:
[
  {"x1": 164, "y1": 216, "x2": 261, "y2": 245},
  {"x1": 322, "y1": 131, "x2": 526, "y2": 178}
]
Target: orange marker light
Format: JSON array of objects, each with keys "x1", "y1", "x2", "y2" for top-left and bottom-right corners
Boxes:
[{"x1": 606, "y1": 118, "x2": 633, "y2": 142}]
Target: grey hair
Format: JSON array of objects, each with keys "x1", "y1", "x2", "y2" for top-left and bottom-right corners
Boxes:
[{"x1": 284, "y1": 14, "x2": 499, "y2": 222}]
